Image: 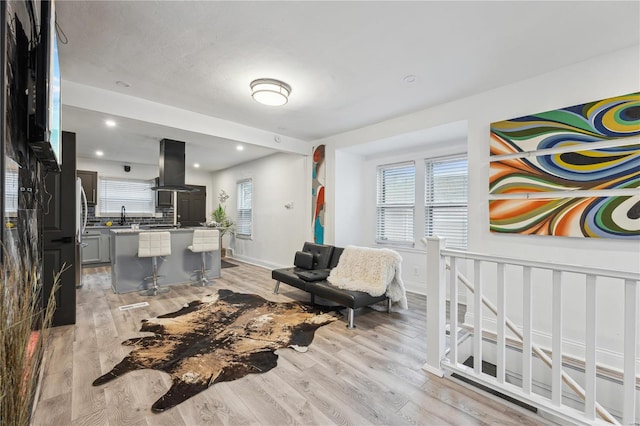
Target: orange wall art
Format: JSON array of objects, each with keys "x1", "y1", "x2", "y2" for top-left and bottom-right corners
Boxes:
[{"x1": 312, "y1": 145, "x2": 326, "y2": 243}]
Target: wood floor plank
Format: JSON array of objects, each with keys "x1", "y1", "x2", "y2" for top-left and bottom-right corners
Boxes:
[
  {"x1": 71, "y1": 341, "x2": 107, "y2": 422},
  {"x1": 102, "y1": 370, "x2": 154, "y2": 426},
  {"x1": 32, "y1": 262, "x2": 551, "y2": 426},
  {"x1": 31, "y1": 391, "x2": 72, "y2": 426},
  {"x1": 303, "y1": 362, "x2": 412, "y2": 425},
  {"x1": 274, "y1": 356, "x2": 373, "y2": 425},
  {"x1": 398, "y1": 399, "x2": 457, "y2": 425},
  {"x1": 70, "y1": 408, "x2": 109, "y2": 426},
  {"x1": 254, "y1": 370, "x2": 336, "y2": 425},
  {"x1": 422, "y1": 374, "x2": 549, "y2": 426},
  {"x1": 222, "y1": 376, "x2": 298, "y2": 426},
  {"x1": 176, "y1": 383, "x2": 260, "y2": 426}
]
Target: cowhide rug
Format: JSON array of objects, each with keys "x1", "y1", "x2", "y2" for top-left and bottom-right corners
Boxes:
[{"x1": 93, "y1": 289, "x2": 340, "y2": 412}]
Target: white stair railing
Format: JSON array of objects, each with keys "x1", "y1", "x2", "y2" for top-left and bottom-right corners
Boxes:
[{"x1": 424, "y1": 237, "x2": 640, "y2": 425}]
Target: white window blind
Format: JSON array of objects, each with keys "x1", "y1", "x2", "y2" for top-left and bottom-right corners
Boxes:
[
  {"x1": 98, "y1": 177, "x2": 155, "y2": 215},
  {"x1": 425, "y1": 156, "x2": 468, "y2": 249},
  {"x1": 376, "y1": 161, "x2": 415, "y2": 245},
  {"x1": 236, "y1": 179, "x2": 252, "y2": 237},
  {"x1": 4, "y1": 167, "x2": 18, "y2": 216}
]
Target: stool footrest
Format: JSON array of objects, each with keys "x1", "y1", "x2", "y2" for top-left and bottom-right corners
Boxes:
[
  {"x1": 140, "y1": 287, "x2": 170, "y2": 296},
  {"x1": 144, "y1": 274, "x2": 166, "y2": 281}
]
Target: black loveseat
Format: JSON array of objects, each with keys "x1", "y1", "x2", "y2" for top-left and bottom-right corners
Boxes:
[{"x1": 271, "y1": 242, "x2": 390, "y2": 328}]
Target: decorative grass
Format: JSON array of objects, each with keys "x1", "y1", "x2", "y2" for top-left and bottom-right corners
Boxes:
[{"x1": 0, "y1": 257, "x2": 63, "y2": 425}]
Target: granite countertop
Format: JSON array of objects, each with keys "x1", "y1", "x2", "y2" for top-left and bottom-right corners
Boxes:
[
  {"x1": 86, "y1": 225, "x2": 130, "y2": 229},
  {"x1": 87, "y1": 224, "x2": 189, "y2": 230},
  {"x1": 110, "y1": 227, "x2": 207, "y2": 234}
]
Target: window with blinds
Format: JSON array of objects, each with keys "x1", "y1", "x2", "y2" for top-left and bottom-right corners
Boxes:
[
  {"x1": 4, "y1": 166, "x2": 18, "y2": 217},
  {"x1": 98, "y1": 177, "x2": 155, "y2": 216},
  {"x1": 425, "y1": 156, "x2": 468, "y2": 249},
  {"x1": 236, "y1": 179, "x2": 252, "y2": 238},
  {"x1": 376, "y1": 161, "x2": 415, "y2": 245}
]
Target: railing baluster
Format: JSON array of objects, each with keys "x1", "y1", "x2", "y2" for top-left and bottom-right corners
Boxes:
[
  {"x1": 522, "y1": 266, "x2": 532, "y2": 395},
  {"x1": 623, "y1": 279, "x2": 637, "y2": 425},
  {"x1": 584, "y1": 274, "x2": 597, "y2": 420},
  {"x1": 473, "y1": 260, "x2": 482, "y2": 376},
  {"x1": 424, "y1": 237, "x2": 446, "y2": 377},
  {"x1": 443, "y1": 247, "x2": 626, "y2": 425},
  {"x1": 450, "y1": 256, "x2": 458, "y2": 366},
  {"x1": 552, "y1": 270, "x2": 563, "y2": 406},
  {"x1": 496, "y1": 263, "x2": 506, "y2": 384}
]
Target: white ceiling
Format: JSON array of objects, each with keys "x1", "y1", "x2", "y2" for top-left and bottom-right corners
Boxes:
[
  {"x1": 56, "y1": 1, "x2": 640, "y2": 171},
  {"x1": 64, "y1": 105, "x2": 279, "y2": 171}
]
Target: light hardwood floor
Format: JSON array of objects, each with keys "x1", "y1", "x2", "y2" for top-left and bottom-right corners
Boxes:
[{"x1": 31, "y1": 261, "x2": 550, "y2": 425}]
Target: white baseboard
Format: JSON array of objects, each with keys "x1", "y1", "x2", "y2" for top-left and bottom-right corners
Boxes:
[
  {"x1": 230, "y1": 254, "x2": 287, "y2": 271},
  {"x1": 422, "y1": 363, "x2": 445, "y2": 377},
  {"x1": 403, "y1": 279, "x2": 426, "y2": 296}
]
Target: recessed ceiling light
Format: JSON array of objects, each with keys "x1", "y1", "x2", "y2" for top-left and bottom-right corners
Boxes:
[
  {"x1": 95, "y1": 150, "x2": 104, "y2": 157},
  {"x1": 193, "y1": 163, "x2": 200, "y2": 168},
  {"x1": 115, "y1": 80, "x2": 131, "y2": 88},
  {"x1": 105, "y1": 120, "x2": 116, "y2": 127},
  {"x1": 236, "y1": 145, "x2": 244, "y2": 151}
]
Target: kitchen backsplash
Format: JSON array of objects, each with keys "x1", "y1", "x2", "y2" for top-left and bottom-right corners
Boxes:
[{"x1": 85, "y1": 205, "x2": 175, "y2": 227}]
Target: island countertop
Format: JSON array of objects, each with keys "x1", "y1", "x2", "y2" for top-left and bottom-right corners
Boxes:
[
  {"x1": 108, "y1": 226, "x2": 216, "y2": 234},
  {"x1": 110, "y1": 228, "x2": 221, "y2": 294}
]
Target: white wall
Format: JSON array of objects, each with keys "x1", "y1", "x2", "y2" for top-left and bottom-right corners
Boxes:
[
  {"x1": 211, "y1": 152, "x2": 310, "y2": 268},
  {"x1": 77, "y1": 157, "x2": 215, "y2": 215},
  {"x1": 316, "y1": 45, "x2": 640, "y2": 369},
  {"x1": 334, "y1": 150, "x2": 365, "y2": 247},
  {"x1": 321, "y1": 45, "x2": 639, "y2": 272}
]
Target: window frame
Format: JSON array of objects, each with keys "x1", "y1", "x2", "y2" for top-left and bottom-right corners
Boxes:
[
  {"x1": 375, "y1": 160, "x2": 416, "y2": 247},
  {"x1": 96, "y1": 176, "x2": 155, "y2": 217},
  {"x1": 424, "y1": 154, "x2": 468, "y2": 250},
  {"x1": 236, "y1": 178, "x2": 253, "y2": 239}
]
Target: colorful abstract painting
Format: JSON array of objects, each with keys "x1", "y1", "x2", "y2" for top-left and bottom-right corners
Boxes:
[
  {"x1": 312, "y1": 145, "x2": 326, "y2": 244},
  {"x1": 489, "y1": 196, "x2": 639, "y2": 238},
  {"x1": 489, "y1": 92, "x2": 640, "y2": 239},
  {"x1": 490, "y1": 93, "x2": 640, "y2": 155},
  {"x1": 490, "y1": 148, "x2": 640, "y2": 194}
]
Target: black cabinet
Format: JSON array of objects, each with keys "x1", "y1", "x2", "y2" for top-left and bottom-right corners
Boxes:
[
  {"x1": 155, "y1": 177, "x2": 173, "y2": 207},
  {"x1": 77, "y1": 170, "x2": 97, "y2": 205},
  {"x1": 177, "y1": 185, "x2": 206, "y2": 226}
]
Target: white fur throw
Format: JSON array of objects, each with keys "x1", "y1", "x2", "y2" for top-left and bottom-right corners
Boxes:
[{"x1": 328, "y1": 246, "x2": 408, "y2": 309}]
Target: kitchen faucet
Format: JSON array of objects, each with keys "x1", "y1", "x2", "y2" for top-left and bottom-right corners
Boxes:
[{"x1": 120, "y1": 205, "x2": 126, "y2": 225}]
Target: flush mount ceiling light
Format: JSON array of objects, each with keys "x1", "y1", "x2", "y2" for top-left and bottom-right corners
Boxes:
[
  {"x1": 105, "y1": 119, "x2": 116, "y2": 127},
  {"x1": 250, "y1": 78, "x2": 291, "y2": 106}
]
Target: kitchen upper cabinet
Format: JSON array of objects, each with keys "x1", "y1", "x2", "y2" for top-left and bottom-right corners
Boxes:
[{"x1": 78, "y1": 170, "x2": 98, "y2": 205}]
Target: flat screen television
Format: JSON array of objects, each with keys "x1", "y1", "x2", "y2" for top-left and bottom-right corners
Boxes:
[{"x1": 28, "y1": 0, "x2": 61, "y2": 172}]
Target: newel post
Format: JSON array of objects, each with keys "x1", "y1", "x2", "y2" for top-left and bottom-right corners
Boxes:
[{"x1": 424, "y1": 236, "x2": 446, "y2": 377}]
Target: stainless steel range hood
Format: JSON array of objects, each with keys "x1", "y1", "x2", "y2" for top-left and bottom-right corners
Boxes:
[{"x1": 150, "y1": 139, "x2": 198, "y2": 192}]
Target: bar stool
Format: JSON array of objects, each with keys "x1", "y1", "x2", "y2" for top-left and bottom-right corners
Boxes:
[
  {"x1": 138, "y1": 231, "x2": 171, "y2": 296},
  {"x1": 188, "y1": 229, "x2": 219, "y2": 286}
]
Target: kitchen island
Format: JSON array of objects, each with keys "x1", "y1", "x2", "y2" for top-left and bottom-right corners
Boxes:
[{"x1": 110, "y1": 228, "x2": 221, "y2": 294}]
